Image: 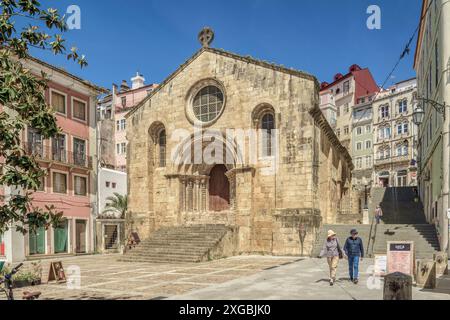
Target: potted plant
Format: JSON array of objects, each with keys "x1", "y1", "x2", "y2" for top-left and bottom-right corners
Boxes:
[
  {"x1": 0, "y1": 261, "x2": 42, "y2": 288},
  {"x1": 13, "y1": 271, "x2": 40, "y2": 288}
]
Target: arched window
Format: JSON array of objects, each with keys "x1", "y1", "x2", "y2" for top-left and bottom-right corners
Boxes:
[
  {"x1": 261, "y1": 113, "x2": 275, "y2": 157},
  {"x1": 158, "y1": 129, "x2": 166, "y2": 167}
]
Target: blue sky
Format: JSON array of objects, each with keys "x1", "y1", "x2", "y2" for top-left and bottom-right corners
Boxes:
[{"x1": 29, "y1": 0, "x2": 422, "y2": 90}]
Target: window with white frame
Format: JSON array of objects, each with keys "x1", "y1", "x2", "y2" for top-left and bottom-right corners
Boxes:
[
  {"x1": 378, "y1": 147, "x2": 391, "y2": 160},
  {"x1": 343, "y1": 81, "x2": 350, "y2": 94},
  {"x1": 116, "y1": 119, "x2": 126, "y2": 131},
  {"x1": 396, "y1": 144, "x2": 403, "y2": 156},
  {"x1": 365, "y1": 140, "x2": 372, "y2": 149},
  {"x1": 385, "y1": 148, "x2": 391, "y2": 158},
  {"x1": 380, "y1": 105, "x2": 389, "y2": 119},
  {"x1": 379, "y1": 126, "x2": 391, "y2": 140},
  {"x1": 403, "y1": 143, "x2": 409, "y2": 155},
  {"x1": 73, "y1": 99, "x2": 87, "y2": 121},
  {"x1": 365, "y1": 156, "x2": 372, "y2": 167},
  {"x1": 366, "y1": 125, "x2": 371, "y2": 133},
  {"x1": 398, "y1": 100, "x2": 408, "y2": 114},
  {"x1": 53, "y1": 172, "x2": 67, "y2": 194},
  {"x1": 356, "y1": 157, "x2": 362, "y2": 169},
  {"x1": 385, "y1": 127, "x2": 391, "y2": 138},
  {"x1": 397, "y1": 122, "x2": 409, "y2": 135},
  {"x1": 344, "y1": 103, "x2": 349, "y2": 114},
  {"x1": 73, "y1": 138, "x2": 86, "y2": 166},
  {"x1": 356, "y1": 142, "x2": 362, "y2": 150},
  {"x1": 356, "y1": 127, "x2": 362, "y2": 135},
  {"x1": 51, "y1": 91, "x2": 66, "y2": 114},
  {"x1": 74, "y1": 176, "x2": 87, "y2": 196},
  {"x1": 116, "y1": 142, "x2": 127, "y2": 155},
  {"x1": 37, "y1": 175, "x2": 45, "y2": 191}
]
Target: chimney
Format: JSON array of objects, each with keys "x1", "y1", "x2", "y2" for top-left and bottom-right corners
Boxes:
[
  {"x1": 120, "y1": 80, "x2": 130, "y2": 92},
  {"x1": 131, "y1": 72, "x2": 145, "y2": 89}
]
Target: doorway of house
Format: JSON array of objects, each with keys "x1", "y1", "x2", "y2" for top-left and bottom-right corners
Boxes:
[
  {"x1": 208, "y1": 164, "x2": 230, "y2": 212},
  {"x1": 29, "y1": 227, "x2": 45, "y2": 255},
  {"x1": 54, "y1": 220, "x2": 69, "y2": 254},
  {"x1": 396, "y1": 170, "x2": 408, "y2": 187},
  {"x1": 104, "y1": 225, "x2": 119, "y2": 250},
  {"x1": 75, "y1": 220, "x2": 87, "y2": 254}
]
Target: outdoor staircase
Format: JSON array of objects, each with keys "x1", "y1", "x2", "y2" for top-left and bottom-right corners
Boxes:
[
  {"x1": 371, "y1": 224, "x2": 440, "y2": 259},
  {"x1": 312, "y1": 187, "x2": 440, "y2": 259},
  {"x1": 120, "y1": 224, "x2": 235, "y2": 263},
  {"x1": 369, "y1": 187, "x2": 426, "y2": 224}
]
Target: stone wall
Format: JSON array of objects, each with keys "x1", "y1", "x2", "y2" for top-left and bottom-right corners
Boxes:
[
  {"x1": 126, "y1": 48, "x2": 354, "y2": 256},
  {"x1": 99, "y1": 119, "x2": 116, "y2": 168}
]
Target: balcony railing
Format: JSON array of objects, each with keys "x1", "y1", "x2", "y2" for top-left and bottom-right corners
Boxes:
[
  {"x1": 23, "y1": 142, "x2": 92, "y2": 169},
  {"x1": 375, "y1": 154, "x2": 410, "y2": 165}
]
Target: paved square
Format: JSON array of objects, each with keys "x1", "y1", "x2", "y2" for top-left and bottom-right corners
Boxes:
[{"x1": 2, "y1": 254, "x2": 450, "y2": 300}]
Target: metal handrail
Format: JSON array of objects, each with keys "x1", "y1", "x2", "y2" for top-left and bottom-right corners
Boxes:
[
  {"x1": 23, "y1": 142, "x2": 93, "y2": 169},
  {"x1": 366, "y1": 212, "x2": 378, "y2": 258}
]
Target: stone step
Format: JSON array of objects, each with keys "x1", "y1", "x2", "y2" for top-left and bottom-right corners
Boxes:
[
  {"x1": 119, "y1": 256, "x2": 201, "y2": 263},
  {"x1": 138, "y1": 236, "x2": 224, "y2": 243},
  {"x1": 125, "y1": 250, "x2": 207, "y2": 257},
  {"x1": 122, "y1": 224, "x2": 231, "y2": 263},
  {"x1": 137, "y1": 240, "x2": 220, "y2": 246},
  {"x1": 127, "y1": 247, "x2": 211, "y2": 254}
]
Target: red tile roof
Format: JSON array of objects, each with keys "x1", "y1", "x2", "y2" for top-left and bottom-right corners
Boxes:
[{"x1": 320, "y1": 65, "x2": 379, "y2": 104}]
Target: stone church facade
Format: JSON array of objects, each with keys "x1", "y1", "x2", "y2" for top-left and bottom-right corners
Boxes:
[{"x1": 126, "y1": 41, "x2": 355, "y2": 256}]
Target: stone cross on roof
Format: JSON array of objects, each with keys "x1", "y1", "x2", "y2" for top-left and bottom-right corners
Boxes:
[{"x1": 198, "y1": 27, "x2": 215, "y2": 48}]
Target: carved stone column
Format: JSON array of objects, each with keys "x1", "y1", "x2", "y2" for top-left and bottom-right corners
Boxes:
[
  {"x1": 179, "y1": 176, "x2": 187, "y2": 212},
  {"x1": 187, "y1": 180, "x2": 193, "y2": 212},
  {"x1": 194, "y1": 179, "x2": 200, "y2": 212},
  {"x1": 200, "y1": 178, "x2": 208, "y2": 212}
]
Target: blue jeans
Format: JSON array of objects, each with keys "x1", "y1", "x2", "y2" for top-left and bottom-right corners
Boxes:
[
  {"x1": 348, "y1": 256, "x2": 360, "y2": 280},
  {"x1": 375, "y1": 216, "x2": 381, "y2": 224}
]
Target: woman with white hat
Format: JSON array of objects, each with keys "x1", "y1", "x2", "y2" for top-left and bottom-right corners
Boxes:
[{"x1": 319, "y1": 230, "x2": 343, "y2": 286}]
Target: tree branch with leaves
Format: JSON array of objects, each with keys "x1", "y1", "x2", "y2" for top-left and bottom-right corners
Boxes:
[
  {"x1": 101, "y1": 193, "x2": 128, "y2": 219},
  {"x1": 0, "y1": 0, "x2": 88, "y2": 234}
]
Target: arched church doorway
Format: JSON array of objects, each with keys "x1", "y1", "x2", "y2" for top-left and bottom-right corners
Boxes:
[{"x1": 209, "y1": 164, "x2": 230, "y2": 211}]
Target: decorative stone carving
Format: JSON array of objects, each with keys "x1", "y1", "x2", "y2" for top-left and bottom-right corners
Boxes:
[
  {"x1": 415, "y1": 259, "x2": 437, "y2": 289},
  {"x1": 434, "y1": 252, "x2": 448, "y2": 276}
]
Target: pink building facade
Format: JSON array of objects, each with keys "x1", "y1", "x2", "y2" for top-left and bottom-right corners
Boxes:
[
  {"x1": 99, "y1": 73, "x2": 157, "y2": 172},
  {"x1": 1, "y1": 57, "x2": 104, "y2": 262}
]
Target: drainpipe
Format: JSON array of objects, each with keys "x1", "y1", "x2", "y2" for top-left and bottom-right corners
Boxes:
[
  {"x1": 443, "y1": 102, "x2": 449, "y2": 256},
  {"x1": 95, "y1": 115, "x2": 101, "y2": 253}
]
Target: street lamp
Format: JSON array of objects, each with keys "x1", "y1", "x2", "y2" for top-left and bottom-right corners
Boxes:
[
  {"x1": 412, "y1": 96, "x2": 446, "y2": 126},
  {"x1": 412, "y1": 104, "x2": 425, "y2": 126}
]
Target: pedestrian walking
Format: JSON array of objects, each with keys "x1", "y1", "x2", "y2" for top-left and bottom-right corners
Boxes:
[
  {"x1": 344, "y1": 229, "x2": 364, "y2": 284},
  {"x1": 375, "y1": 204, "x2": 383, "y2": 224},
  {"x1": 319, "y1": 230, "x2": 344, "y2": 286}
]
